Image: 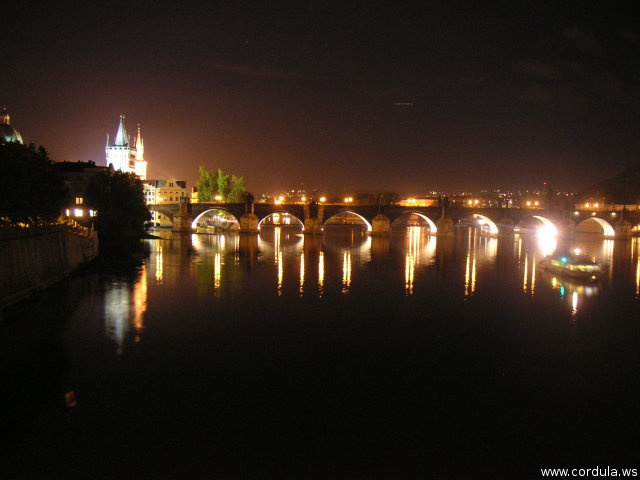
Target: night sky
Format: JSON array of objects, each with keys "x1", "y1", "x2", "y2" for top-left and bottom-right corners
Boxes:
[{"x1": 4, "y1": 2, "x2": 639, "y2": 195}]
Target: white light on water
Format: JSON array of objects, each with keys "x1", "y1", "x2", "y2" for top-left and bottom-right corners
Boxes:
[{"x1": 537, "y1": 228, "x2": 557, "y2": 257}]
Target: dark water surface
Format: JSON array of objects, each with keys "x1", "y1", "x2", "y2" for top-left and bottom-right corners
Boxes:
[{"x1": 2, "y1": 228, "x2": 640, "y2": 479}]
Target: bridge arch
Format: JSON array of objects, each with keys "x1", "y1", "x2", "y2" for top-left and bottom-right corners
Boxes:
[
  {"x1": 576, "y1": 217, "x2": 615, "y2": 237},
  {"x1": 457, "y1": 214, "x2": 499, "y2": 235},
  {"x1": 324, "y1": 210, "x2": 373, "y2": 232},
  {"x1": 258, "y1": 211, "x2": 304, "y2": 230},
  {"x1": 516, "y1": 215, "x2": 558, "y2": 235},
  {"x1": 391, "y1": 211, "x2": 438, "y2": 233},
  {"x1": 191, "y1": 208, "x2": 240, "y2": 229}
]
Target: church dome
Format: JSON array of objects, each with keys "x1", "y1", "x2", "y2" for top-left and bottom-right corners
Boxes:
[{"x1": 1, "y1": 107, "x2": 23, "y2": 144}]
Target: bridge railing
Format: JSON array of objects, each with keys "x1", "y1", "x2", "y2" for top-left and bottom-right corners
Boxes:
[{"x1": 574, "y1": 204, "x2": 639, "y2": 212}]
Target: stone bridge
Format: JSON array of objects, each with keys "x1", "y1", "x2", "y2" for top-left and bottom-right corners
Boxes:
[{"x1": 149, "y1": 199, "x2": 638, "y2": 239}]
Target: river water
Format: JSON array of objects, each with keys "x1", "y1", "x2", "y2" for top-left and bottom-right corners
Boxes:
[{"x1": 2, "y1": 227, "x2": 640, "y2": 479}]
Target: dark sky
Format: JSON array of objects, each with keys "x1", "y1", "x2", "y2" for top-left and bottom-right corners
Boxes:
[{"x1": 4, "y1": 1, "x2": 639, "y2": 195}]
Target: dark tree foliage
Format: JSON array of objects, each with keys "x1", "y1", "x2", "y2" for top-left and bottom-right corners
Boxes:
[
  {"x1": 85, "y1": 170, "x2": 150, "y2": 237},
  {"x1": 0, "y1": 142, "x2": 67, "y2": 225}
]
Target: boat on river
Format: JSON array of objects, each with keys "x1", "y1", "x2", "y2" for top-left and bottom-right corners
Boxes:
[{"x1": 538, "y1": 250, "x2": 602, "y2": 281}]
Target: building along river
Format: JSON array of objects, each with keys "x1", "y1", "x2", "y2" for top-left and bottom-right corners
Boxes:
[{"x1": 2, "y1": 226, "x2": 640, "y2": 479}]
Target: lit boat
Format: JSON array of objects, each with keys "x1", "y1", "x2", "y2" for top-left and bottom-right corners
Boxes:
[{"x1": 538, "y1": 250, "x2": 602, "y2": 281}]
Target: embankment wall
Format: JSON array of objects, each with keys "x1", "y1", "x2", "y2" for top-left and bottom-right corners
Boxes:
[{"x1": 0, "y1": 227, "x2": 98, "y2": 310}]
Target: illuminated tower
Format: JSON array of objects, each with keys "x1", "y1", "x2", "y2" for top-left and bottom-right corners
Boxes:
[
  {"x1": 133, "y1": 124, "x2": 147, "y2": 180},
  {"x1": 105, "y1": 115, "x2": 148, "y2": 180},
  {"x1": 105, "y1": 114, "x2": 133, "y2": 174}
]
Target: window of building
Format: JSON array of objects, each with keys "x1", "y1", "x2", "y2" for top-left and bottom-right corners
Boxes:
[{"x1": 75, "y1": 197, "x2": 83, "y2": 205}]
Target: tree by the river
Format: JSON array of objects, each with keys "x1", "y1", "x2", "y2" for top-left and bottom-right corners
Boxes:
[
  {"x1": 196, "y1": 166, "x2": 249, "y2": 203},
  {"x1": 0, "y1": 142, "x2": 67, "y2": 225},
  {"x1": 85, "y1": 169, "x2": 150, "y2": 237}
]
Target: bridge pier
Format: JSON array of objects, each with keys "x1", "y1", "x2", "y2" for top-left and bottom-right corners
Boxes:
[
  {"x1": 496, "y1": 216, "x2": 514, "y2": 236},
  {"x1": 556, "y1": 218, "x2": 575, "y2": 237},
  {"x1": 172, "y1": 198, "x2": 193, "y2": 232},
  {"x1": 436, "y1": 215, "x2": 454, "y2": 236},
  {"x1": 615, "y1": 219, "x2": 632, "y2": 240},
  {"x1": 303, "y1": 203, "x2": 324, "y2": 234},
  {"x1": 238, "y1": 213, "x2": 259, "y2": 233},
  {"x1": 370, "y1": 214, "x2": 391, "y2": 235}
]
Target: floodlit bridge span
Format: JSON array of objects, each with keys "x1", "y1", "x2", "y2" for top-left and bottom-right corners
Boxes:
[{"x1": 148, "y1": 201, "x2": 633, "y2": 238}]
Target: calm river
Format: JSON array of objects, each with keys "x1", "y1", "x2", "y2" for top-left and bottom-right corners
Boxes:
[{"x1": 2, "y1": 227, "x2": 640, "y2": 479}]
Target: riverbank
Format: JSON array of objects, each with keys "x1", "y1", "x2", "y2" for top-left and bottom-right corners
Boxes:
[{"x1": 0, "y1": 225, "x2": 98, "y2": 311}]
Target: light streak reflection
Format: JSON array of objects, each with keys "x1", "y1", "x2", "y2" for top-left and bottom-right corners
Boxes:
[
  {"x1": 133, "y1": 264, "x2": 147, "y2": 342},
  {"x1": 299, "y1": 250, "x2": 305, "y2": 296},
  {"x1": 464, "y1": 230, "x2": 477, "y2": 297},
  {"x1": 155, "y1": 244, "x2": 163, "y2": 284},
  {"x1": 530, "y1": 256, "x2": 536, "y2": 295},
  {"x1": 404, "y1": 226, "x2": 420, "y2": 295},
  {"x1": 634, "y1": 238, "x2": 640, "y2": 298},
  {"x1": 318, "y1": 251, "x2": 325, "y2": 297},
  {"x1": 104, "y1": 283, "x2": 130, "y2": 355},
  {"x1": 342, "y1": 251, "x2": 352, "y2": 294},
  {"x1": 104, "y1": 266, "x2": 147, "y2": 353},
  {"x1": 275, "y1": 227, "x2": 283, "y2": 295},
  {"x1": 522, "y1": 253, "x2": 529, "y2": 294},
  {"x1": 213, "y1": 252, "x2": 221, "y2": 289}
]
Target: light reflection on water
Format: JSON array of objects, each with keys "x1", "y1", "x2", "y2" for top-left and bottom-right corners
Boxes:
[
  {"x1": 104, "y1": 264, "x2": 147, "y2": 353},
  {"x1": 105, "y1": 228, "x2": 640, "y2": 350},
  {"x1": 404, "y1": 226, "x2": 436, "y2": 295}
]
